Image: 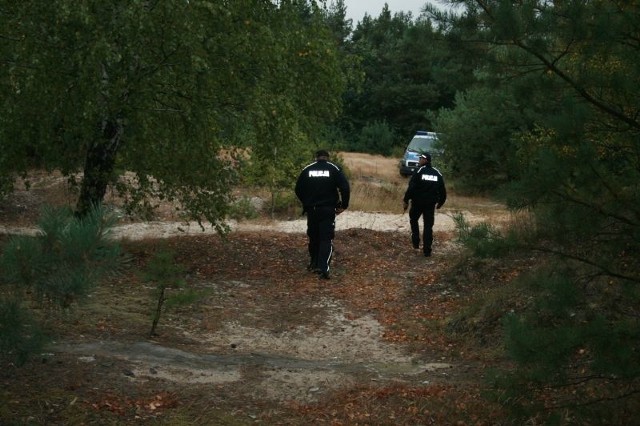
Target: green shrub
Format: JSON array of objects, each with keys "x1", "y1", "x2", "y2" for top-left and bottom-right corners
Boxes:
[
  {"x1": 0, "y1": 205, "x2": 122, "y2": 365},
  {"x1": 352, "y1": 121, "x2": 398, "y2": 156},
  {"x1": 267, "y1": 190, "x2": 299, "y2": 218},
  {"x1": 453, "y1": 212, "x2": 511, "y2": 258},
  {"x1": 228, "y1": 196, "x2": 259, "y2": 220},
  {"x1": 142, "y1": 248, "x2": 198, "y2": 337}
]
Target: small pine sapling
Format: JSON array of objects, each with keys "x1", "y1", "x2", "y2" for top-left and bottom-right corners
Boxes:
[
  {"x1": 143, "y1": 249, "x2": 194, "y2": 337},
  {"x1": 0, "y1": 204, "x2": 121, "y2": 365}
]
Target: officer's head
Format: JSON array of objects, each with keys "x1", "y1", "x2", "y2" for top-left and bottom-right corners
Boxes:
[
  {"x1": 419, "y1": 153, "x2": 431, "y2": 165},
  {"x1": 315, "y1": 149, "x2": 330, "y2": 160}
]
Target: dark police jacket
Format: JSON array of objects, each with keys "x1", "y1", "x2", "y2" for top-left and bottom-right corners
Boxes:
[
  {"x1": 403, "y1": 164, "x2": 447, "y2": 207},
  {"x1": 295, "y1": 159, "x2": 350, "y2": 210}
]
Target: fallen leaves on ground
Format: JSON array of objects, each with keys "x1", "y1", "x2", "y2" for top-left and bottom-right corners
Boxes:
[{"x1": 2, "y1": 227, "x2": 520, "y2": 425}]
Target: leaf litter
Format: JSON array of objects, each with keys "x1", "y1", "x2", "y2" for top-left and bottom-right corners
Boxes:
[{"x1": 1, "y1": 160, "x2": 512, "y2": 423}]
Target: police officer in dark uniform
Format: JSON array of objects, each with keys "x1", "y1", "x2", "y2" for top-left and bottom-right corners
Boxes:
[
  {"x1": 295, "y1": 150, "x2": 350, "y2": 279},
  {"x1": 403, "y1": 153, "x2": 446, "y2": 257}
]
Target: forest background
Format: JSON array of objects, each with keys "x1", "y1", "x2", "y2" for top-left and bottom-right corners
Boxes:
[{"x1": 1, "y1": 0, "x2": 639, "y2": 424}]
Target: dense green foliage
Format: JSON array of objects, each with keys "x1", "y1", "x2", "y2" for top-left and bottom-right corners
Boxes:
[
  {"x1": 0, "y1": 206, "x2": 121, "y2": 364},
  {"x1": 437, "y1": 85, "x2": 526, "y2": 192},
  {"x1": 339, "y1": 5, "x2": 479, "y2": 153},
  {"x1": 1, "y1": 0, "x2": 345, "y2": 224},
  {"x1": 438, "y1": 0, "x2": 640, "y2": 421},
  {"x1": 240, "y1": 1, "x2": 349, "y2": 214}
]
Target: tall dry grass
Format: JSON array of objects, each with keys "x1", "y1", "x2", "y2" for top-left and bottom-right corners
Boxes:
[
  {"x1": 340, "y1": 152, "x2": 406, "y2": 213},
  {"x1": 348, "y1": 179, "x2": 406, "y2": 213},
  {"x1": 340, "y1": 152, "x2": 511, "y2": 222}
]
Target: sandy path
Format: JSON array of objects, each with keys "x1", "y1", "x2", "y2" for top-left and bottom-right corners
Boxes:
[{"x1": 0, "y1": 209, "x2": 488, "y2": 241}]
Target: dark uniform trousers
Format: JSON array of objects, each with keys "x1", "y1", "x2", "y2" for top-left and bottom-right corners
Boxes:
[
  {"x1": 306, "y1": 206, "x2": 335, "y2": 273},
  {"x1": 409, "y1": 202, "x2": 436, "y2": 255}
]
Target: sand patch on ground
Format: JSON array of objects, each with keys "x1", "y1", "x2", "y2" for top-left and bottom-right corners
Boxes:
[
  {"x1": 54, "y1": 298, "x2": 452, "y2": 403},
  {"x1": 0, "y1": 209, "x2": 491, "y2": 241}
]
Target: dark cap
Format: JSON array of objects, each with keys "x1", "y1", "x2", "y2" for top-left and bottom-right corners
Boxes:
[
  {"x1": 419, "y1": 153, "x2": 432, "y2": 161},
  {"x1": 315, "y1": 149, "x2": 330, "y2": 158}
]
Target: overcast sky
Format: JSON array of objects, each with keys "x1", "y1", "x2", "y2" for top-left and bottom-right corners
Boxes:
[{"x1": 342, "y1": 0, "x2": 438, "y2": 23}]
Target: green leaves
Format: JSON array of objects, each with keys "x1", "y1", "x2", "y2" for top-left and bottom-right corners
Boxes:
[
  {"x1": 1, "y1": 1, "x2": 347, "y2": 225},
  {"x1": 430, "y1": 2, "x2": 640, "y2": 420},
  {"x1": 2, "y1": 205, "x2": 121, "y2": 306},
  {"x1": 142, "y1": 248, "x2": 191, "y2": 337},
  {"x1": 0, "y1": 204, "x2": 122, "y2": 364}
]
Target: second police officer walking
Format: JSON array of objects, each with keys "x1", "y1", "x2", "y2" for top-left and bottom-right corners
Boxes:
[
  {"x1": 403, "y1": 152, "x2": 447, "y2": 257},
  {"x1": 295, "y1": 150, "x2": 350, "y2": 279}
]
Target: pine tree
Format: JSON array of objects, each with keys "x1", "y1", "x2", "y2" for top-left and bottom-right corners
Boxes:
[{"x1": 0, "y1": 205, "x2": 121, "y2": 365}]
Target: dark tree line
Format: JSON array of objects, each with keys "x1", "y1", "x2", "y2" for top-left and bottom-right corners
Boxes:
[{"x1": 331, "y1": 2, "x2": 481, "y2": 155}]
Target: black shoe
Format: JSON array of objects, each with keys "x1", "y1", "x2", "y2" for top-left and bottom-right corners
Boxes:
[
  {"x1": 412, "y1": 243, "x2": 419, "y2": 249},
  {"x1": 307, "y1": 263, "x2": 321, "y2": 273},
  {"x1": 424, "y1": 251, "x2": 432, "y2": 257},
  {"x1": 319, "y1": 271, "x2": 330, "y2": 280}
]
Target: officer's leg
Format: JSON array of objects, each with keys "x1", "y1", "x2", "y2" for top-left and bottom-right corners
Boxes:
[
  {"x1": 409, "y1": 204, "x2": 422, "y2": 249},
  {"x1": 422, "y1": 204, "x2": 436, "y2": 256},
  {"x1": 306, "y1": 209, "x2": 320, "y2": 271},
  {"x1": 317, "y1": 207, "x2": 336, "y2": 275}
]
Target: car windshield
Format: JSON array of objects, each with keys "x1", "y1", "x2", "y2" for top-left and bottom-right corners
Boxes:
[{"x1": 406, "y1": 135, "x2": 437, "y2": 153}]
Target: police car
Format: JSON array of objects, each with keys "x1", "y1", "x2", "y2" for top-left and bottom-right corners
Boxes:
[{"x1": 398, "y1": 131, "x2": 439, "y2": 177}]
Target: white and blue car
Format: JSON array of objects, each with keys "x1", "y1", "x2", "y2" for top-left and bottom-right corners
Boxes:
[{"x1": 398, "y1": 131, "x2": 440, "y2": 177}]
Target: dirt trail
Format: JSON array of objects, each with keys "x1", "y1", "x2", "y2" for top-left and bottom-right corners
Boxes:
[
  {"x1": 51, "y1": 306, "x2": 454, "y2": 403},
  {"x1": 39, "y1": 210, "x2": 471, "y2": 403},
  {"x1": 0, "y1": 209, "x2": 487, "y2": 241},
  {"x1": 1, "y1": 154, "x2": 500, "y2": 413}
]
